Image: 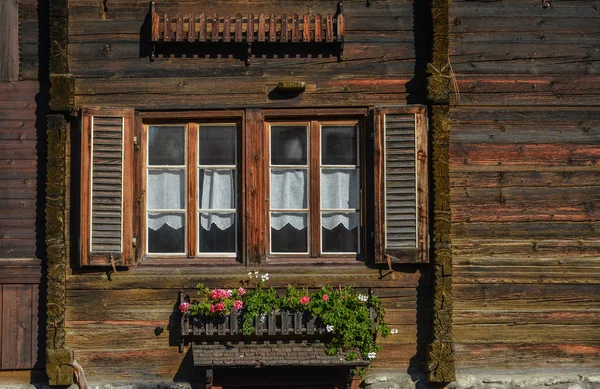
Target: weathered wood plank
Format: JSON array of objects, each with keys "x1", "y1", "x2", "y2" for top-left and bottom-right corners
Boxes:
[
  {"x1": 455, "y1": 324, "x2": 600, "y2": 343},
  {"x1": 451, "y1": 170, "x2": 600, "y2": 189},
  {"x1": 0, "y1": 0, "x2": 19, "y2": 81},
  {"x1": 451, "y1": 143, "x2": 600, "y2": 168},
  {"x1": 454, "y1": 265, "x2": 600, "y2": 285},
  {"x1": 1, "y1": 285, "x2": 33, "y2": 369},
  {"x1": 452, "y1": 239, "x2": 600, "y2": 260},
  {"x1": 454, "y1": 310, "x2": 600, "y2": 326},
  {"x1": 454, "y1": 284, "x2": 600, "y2": 311},
  {"x1": 451, "y1": 186, "x2": 600, "y2": 223},
  {"x1": 454, "y1": 343, "x2": 600, "y2": 370}
]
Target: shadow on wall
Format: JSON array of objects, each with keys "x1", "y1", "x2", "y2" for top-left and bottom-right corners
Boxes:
[{"x1": 405, "y1": 0, "x2": 433, "y2": 105}]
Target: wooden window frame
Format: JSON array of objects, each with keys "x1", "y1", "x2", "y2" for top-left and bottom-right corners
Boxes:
[
  {"x1": 79, "y1": 106, "x2": 428, "y2": 267},
  {"x1": 264, "y1": 118, "x2": 364, "y2": 264},
  {"x1": 137, "y1": 112, "x2": 244, "y2": 266}
]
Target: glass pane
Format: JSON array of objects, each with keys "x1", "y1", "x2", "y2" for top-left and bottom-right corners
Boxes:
[
  {"x1": 199, "y1": 169, "x2": 235, "y2": 210},
  {"x1": 321, "y1": 169, "x2": 359, "y2": 209},
  {"x1": 322, "y1": 213, "x2": 359, "y2": 253},
  {"x1": 322, "y1": 125, "x2": 357, "y2": 165},
  {"x1": 271, "y1": 125, "x2": 307, "y2": 165},
  {"x1": 199, "y1": 213, "x2": 236, "y2": 253},
  {"x1": 270, "y1": 169, "x2": 307, "y2": 210},
  {"x1": 271, "y1": 213, "x2": 308, "y2": 253},
  {"x1": 147, "y1": 213, "x2": 185, "y2": 253},
  {"x1": 148, "y1": 126, "x2": 185, "y2": 166},
  {"x1": 147, "y1": 169, "x2": 185, "y2": 210},
  {"x1": 199, "y1": 125, "x2": 237, "y2": 165}
]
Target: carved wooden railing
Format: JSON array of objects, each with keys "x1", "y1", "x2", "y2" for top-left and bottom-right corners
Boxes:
[{"x1": 150, "y1": 1, "x2": 346, "y2": 63}]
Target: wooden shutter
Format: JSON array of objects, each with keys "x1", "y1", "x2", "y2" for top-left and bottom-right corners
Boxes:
[
  {"x1": 80, "y1": 107, "x2": 134, "y2": 266},
  {"x1": 374, "y1": 107, "x2": 428, "y2": 263}
]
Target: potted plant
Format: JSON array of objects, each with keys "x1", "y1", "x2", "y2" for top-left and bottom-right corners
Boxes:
[{"x1": 179, "y1": 271, "x2": 392, "y2": 363}]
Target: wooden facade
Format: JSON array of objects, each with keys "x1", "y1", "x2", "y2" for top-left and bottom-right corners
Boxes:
[{"x1": 0, "y1": 0, "x2": 598, "y2": 387}]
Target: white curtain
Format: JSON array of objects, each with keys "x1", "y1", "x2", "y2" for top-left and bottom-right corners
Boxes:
[
  {"x1": 269, "y1": 169, "x2": 359, "y2": 231},
  {"x1": 148, "y1": 170, "x2": 185, "y2": 231},
  {"x1": 200, "y1": 169, "x2": 235, "y2": 230}
]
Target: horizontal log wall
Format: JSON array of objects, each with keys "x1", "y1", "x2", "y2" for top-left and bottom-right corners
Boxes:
[
  {"x1": 70, "y1": 0, "x2": 421, "y2": 109},
  {"x1": 449, "y1": 0, "x2": 600, "y2": 373},
  {"x1": 66, "y1": 267, "x2": 430, "y2": 383},
  {"x1": 0, "y1": 80, "x2": 43, "y2": 372},
  {"x1": 64, "y1": 0, "x2": 429, "y2": 384}
]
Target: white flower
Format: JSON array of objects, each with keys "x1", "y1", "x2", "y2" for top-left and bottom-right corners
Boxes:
[
  {"x1": 358, "y1": 294, "x2": 368, "y2": 302},
  {"x1": 391, "y1": 328, "x2": 398, "y2": 334},
  {"x1": 248, "y1": 271, "x2": 253, "y2": 278},
  {"x1": 261, "y1": 273, "x2": 270, "y2": 281},
  {"x1": 326, "y1": 325, "x2": 334, "y2": 333},
  {"x1": 367, "y1": 352, "x2": 377, "y2": 360},
  {"x1": 253, "y1": 270, "x2": 259, "y2": 277}
]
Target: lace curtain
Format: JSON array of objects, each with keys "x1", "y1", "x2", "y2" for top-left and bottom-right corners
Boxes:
[{"x1": 147, "y1": 169, "x2": 358, "y2": 232}]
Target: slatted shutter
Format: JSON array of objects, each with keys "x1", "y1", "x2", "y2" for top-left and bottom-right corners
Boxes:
[
  {"x1": 374, "y1": 107, "x2": 428, "y2": 263},
  {"x1": 80, "y1": 108, "x2": 134, "y2": 266}
]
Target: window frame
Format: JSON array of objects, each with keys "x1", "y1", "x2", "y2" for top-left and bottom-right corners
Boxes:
[
  {"x1": 136, "y1": 111, "x2": 244, "y2": 265},
  {"x1": 265, "y1": 118, "x2": 364, "y2": 261},
  {"x1": 119, "y1": 106, "x2": 427, "y2": 267}
]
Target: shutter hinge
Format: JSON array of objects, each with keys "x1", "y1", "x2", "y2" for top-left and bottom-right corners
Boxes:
[{"x1": 134, "y1": 136, "x2": 140, "y2": 150}]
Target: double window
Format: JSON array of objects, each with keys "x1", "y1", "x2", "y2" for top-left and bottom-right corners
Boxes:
[{"x1": 79, "y1": 107, "x2": 428, "y2": 266}]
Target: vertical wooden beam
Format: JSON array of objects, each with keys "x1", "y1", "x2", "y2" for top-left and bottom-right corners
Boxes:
[
  {"x1": 281, "y1": 14, "x2": 288, "y2": 42},
  {"x1": 258, "y1": 14, "x2": 265, "y2": 42},
  {"x1": 46, "y1": 114, "x2": 73, "y2": 385},
  {"x1": 314, "y1": 15, "x2": 322, "y2": 42},
  {"x1": 151, "y1": 11, "x2": 160, "y2": 41},
  {"x1": 164, "y1": 13, "x2": 171, "y2": 41},
  {"x1": 199, "y1": 13, "x2": 206, "y2": 41},
  {"x1": 188, "y1": 13, "x2": 195, "y2": 42},
  {"x1": 0, "y1": 0, "x2": 19, "y2": 81},
  {"x1": 269, "y1": 14, "x2": 276, "y2": 42},
  {"x1": 176, "y1": 14, "x2": 183, "y2": 41},
  {"x1": 247, "y1": 14, "x2": 254, "y2": 42},
  {"x1": 211, "y1": 14, "x2": 219, "y2": 42},
  {"x1": 188, "y1": 123, "x2": 198, "y2": 257},
  {"x1": 302, "y1": 14, "x2": 310, "y2": 42},
  {"x1": 223, "y1": 14, "x2": 231, "y2": 42},
  {"x1": 235, "y1": 14, "x2": 242, "y2": 42},
  {"x1": 244, "y1": 109, "x2": 265, "y2": 265},
  {"x1": 326, "y1": 14, "x2": 333, "y2": 42},
  {"x1": 292, "y1": 14, "x2": 299, "y2": 42},
  {"x1": 426, "y1": 0, "x2": 455, "y2": 383}
]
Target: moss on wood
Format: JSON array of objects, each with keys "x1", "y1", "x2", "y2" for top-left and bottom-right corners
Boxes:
[
  {"x1": 46, "y1": 114, "x2": 72, "y2": 386},
  {"x1": 49, "y1": 74, "x2": 74, "y2": 113},
  {"x1": 426, "y1": 0, "x2": 456, "y2": 382}
]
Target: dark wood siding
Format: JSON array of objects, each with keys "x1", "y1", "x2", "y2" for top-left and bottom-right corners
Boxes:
[
  {"x1": 0, "y1": 82, "x2": 38, "y2": 258},
  {"x1": 449, "y1": 0, "x2": 600, "y2": 372},
  {"x1": 70, "y1": 0, "x2": 421, "y2": 110}
]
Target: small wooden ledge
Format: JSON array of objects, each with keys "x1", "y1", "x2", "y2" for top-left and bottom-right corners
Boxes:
[{"x1": 150, "y1": 1, "x2": 345, "y2": 63}]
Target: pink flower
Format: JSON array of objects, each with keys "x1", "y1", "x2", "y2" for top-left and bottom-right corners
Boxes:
[
  {"x1": 233, "y1": 300, "x2": 244, "y2": 310},
  {"x1": 215, "y1": 302, "x2": 225, "y2": 312},
  {"x1": 322, "y1": 294, "x2": 329, "y2": 301},
  {"x1": 237, "y1": 287, "x2": 246, "y2": 296},
  {"x1": 210, "y1": 304, "x2": 216, "y2": 313},
  {"x1": 179, "y1": 302, "x2": 190, "y2": 313},
  {"x1": 210, "y1": 290, "x2": 219, "y2": 299},
  {"x1": 300, "y1": 296, "x2": 310, "y2": 305}
]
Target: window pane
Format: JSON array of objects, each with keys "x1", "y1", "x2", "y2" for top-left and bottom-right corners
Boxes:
[
  {"x1": 321, "y1": 126, "x2": 357, "y2": 165},
  {"x1": 271, "y1": 125, "x2": 307, "y2": 165},
  {"x1": 270, "y1": 169, "x2": 307, "y2": 210},
  {"x1": 199, "y1": 125, "x2": 237, "y2": 165},
  {"x1": 199, "y1": 213, "x2": 236, "y2": 253},
  {"x1": 199, "y1": 169, "x2": 235, "y2": 210},
  {"x1": 321, "y1": 169, "x2": 359, "y2": 209},
  {"x1": 322, "y1": 213, "x2": 359, "y2": 253},
  {"x1": 148, "y1": 126, "x2": 185, "y2": 166},
  {"x1": 148, "y1": 169, "x2": 185, "y2": 210},
  {"x1": 271, "y1": 213, "x2": 308, "y2": 253},
  {"x1": 148, "y1": 213, "x2": 185, "y2": 253}
]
